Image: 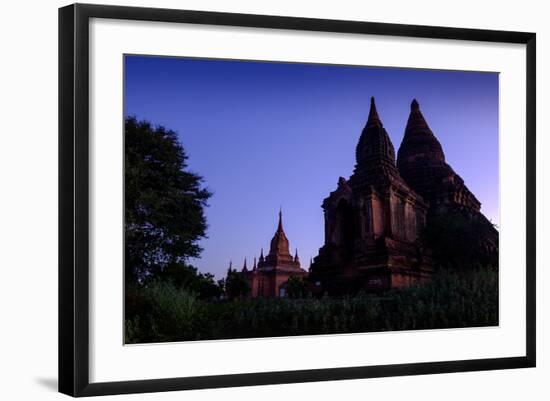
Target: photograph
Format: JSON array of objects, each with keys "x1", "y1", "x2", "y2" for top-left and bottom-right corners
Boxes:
[{"x1": 123, "y1": 55, "x2": 500, "y2": 344}]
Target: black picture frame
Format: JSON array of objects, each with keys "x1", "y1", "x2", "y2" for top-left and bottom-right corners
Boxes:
[{"x1": 59, "y1": 3, "x2": 536, "y2": 397}]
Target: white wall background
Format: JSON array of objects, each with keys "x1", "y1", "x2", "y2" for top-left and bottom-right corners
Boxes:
[{"x1": 0, "y1": 0, "x2": 547, "y2": 399}]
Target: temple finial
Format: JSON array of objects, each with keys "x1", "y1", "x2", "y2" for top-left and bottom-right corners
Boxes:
[
  {"x1": 367, "y1": 96, "x2": 382, "y2": 126},
  {"x1": 242, "y1": 258, "x2": 248, "y2": 272},
  {"x1": 294, "y1": 248, "x2": 299, "y2": 262},
  {"x1": 253, "y1": 256, "x2": 257, "y2": 270},
  {"x1": 403, "y1": 97, "x2": 433, "y2": 139},
  {"x1": 277, "y1": 207, "x2": 283, "y2": 231}
]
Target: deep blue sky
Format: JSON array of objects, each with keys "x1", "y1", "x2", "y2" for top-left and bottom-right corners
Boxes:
[{"x1": 125, "y1": 55, "x2": 499, "y2": 279}]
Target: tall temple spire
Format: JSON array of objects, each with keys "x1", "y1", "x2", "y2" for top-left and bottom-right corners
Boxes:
[
  {"x1": 259, "y1": 248, "x2": 264, "y2": 262},
  {"x1": 404, "y1": 98, "x2": 434, "y2": 139},
  {"x1": 242, "y1": 258, "x2": 248, "y2": 272},
  {"x1": 294, "y1": 248, "x2": 300, "y2": 263},
  {"x1": 268, "y1": 209, "x2": 291, "y2": 258},
  {"x1": 353, "y1": 96, "x2": 397, "y2": 177},
  {"x1": 397, "y1": 98, "x2": 483, "y2": 216},
  {"x1": 366, "y1": 96, "x2": 382, "y2": 127},
  {"x1": 398, "y1": 98, "x2": 445, "y2": 165},
  {"x1": 253, "y1": 256, "x2": 257, "y2": 271}
]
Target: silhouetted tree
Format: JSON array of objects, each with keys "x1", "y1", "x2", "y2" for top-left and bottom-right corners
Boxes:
[
  {"x1": 286, "y1": 276, "x2": 309, "y2": 298},
  {"x1": 225, "y1": 269, "x2": 250, "y2": 299},
  {"x1": 157, "y1": 263, "x2": 223, "y2": 300},
  {"x1": 422, "y1": 210, "x2": 498, "y2": 270},
  {"x1": 125, "y1": 117, "x2": 212, "y2": 284}
]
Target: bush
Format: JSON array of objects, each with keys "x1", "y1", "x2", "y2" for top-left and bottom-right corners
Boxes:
[
  {"x1": 286, "y1": 276, "x2": 309, "y2": 298},
  {"x1": 125, "y1": 281, "x2": 199, "y2": 343},
  {"x1": 154, "y1": 262, "x2": 223, "y2": 300},
  {"x1": 224, "y1": 269, "x2": 250, "y2": 299},
  {"x1": 125, "y1": 267, "x2": 498, "y2": 343},
  {"x1": 422, "y1": 210, "x2": 498, "y2": 270}
]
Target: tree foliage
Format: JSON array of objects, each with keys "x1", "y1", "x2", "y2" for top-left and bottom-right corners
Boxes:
[
  {"x1": 286, "y1": 276, "x2": 309, "y2": 298},
  {"x1": 422, "y1": 210, "x2": 498, "y2": 270},
  {"x1": 224, "y1": 269, "x2": 250, "y2": 299},
  {"x1": 156, "y1": 263, "x2": 224, "y2": 300},
  {"x1": 125, "y1": 116, "x2": 212, "y2": 283}
]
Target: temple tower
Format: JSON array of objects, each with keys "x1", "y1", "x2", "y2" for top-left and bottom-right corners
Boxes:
[
  {"x1": 396, "y1": 99, "x2": 498, "y2": 254},
  {"x1": 237, "y1": 210, "x2": 307, "y2": 298},
  {"x1": 261, "y1": 209, "x2": 297, "y2": 269},
  {"x1": 397, "y1": 99, "x2": 481, "y2": 214},
  {"x1": 310, "y1": 98, "x2": 432, "y2": 294}
]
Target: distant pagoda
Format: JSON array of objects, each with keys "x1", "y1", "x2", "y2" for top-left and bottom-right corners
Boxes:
[{"x1": 231, "y1": 210, "x2": 307, "y2": 298}]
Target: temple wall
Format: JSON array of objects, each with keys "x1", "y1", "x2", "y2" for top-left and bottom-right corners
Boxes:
[
  {"x1": 249, "y1": 275, "x2": 259, "y2": 297},
  {"x1": 371, "y1": 195, "x2": 384, "y2": 237},
  {"x1": 415, "y1": 207, "x2": 426, "y2": 231},
  {"x1": 390, "y1": 193, "x2": 407, "y2": 241},
  {"x1": 404, "y1": 200, "x2": 417, "y2": 241},
  {"x1": 325, "y1": 207, "x2": 339, "y2": 245},
  {"x1": 256, "y1": 276, "x2": 267, "y2": 297},
  {"x1": 324, "y1": 209, "x2": 331, "y2": 244},
  {"x1": 248, "y1": 273, "x2": 301, "y2": 298},
  {"x1": 275, "y1": 274, "x2": 291, "y2": 297},
  {"x1": 360, "y1": 198, "x2": 372, "y2": 239},
  {"x1": 263, "y1": 276, "x2": 274, "y2": 297}
]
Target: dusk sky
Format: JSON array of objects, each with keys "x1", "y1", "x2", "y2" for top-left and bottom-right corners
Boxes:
[{"x1": 124, "y1": 55, "x2": 499, "y2": 279}]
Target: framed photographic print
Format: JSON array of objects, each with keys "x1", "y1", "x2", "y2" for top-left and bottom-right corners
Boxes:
[{"x1": 58, "y1": 3, "x2": 536, "y2": 397}]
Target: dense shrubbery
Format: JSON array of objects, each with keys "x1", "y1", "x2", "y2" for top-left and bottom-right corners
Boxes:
[
  {"x1": 422, "y1": 210, "x2": 499, "y2": 270},
  {"x1": 154, "y1": 263, "x2": 224, "y2": 300},
  {"x1": 224, "y1": 268, "x2": 250, "y2": 299},
  {"x1": 125, "y1": 267, "x2": 498, "y2": 344}
]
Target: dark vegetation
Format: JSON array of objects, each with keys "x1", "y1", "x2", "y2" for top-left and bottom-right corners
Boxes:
[
  {"x1": 422, "y1": 210, "x2": 498, "y2": 270},
  {"x1": 125, "y1": 267, "x2": 498, "y2": 343},
  {"x1": 124, "y1": 117, "x2": 499, "y2": 344},
  {"x1": 224, "y1": 268, "x2": 251, "y2": 299},
  {"x1": 125, "y1": 116, "x2": 211, "y2": 285}
]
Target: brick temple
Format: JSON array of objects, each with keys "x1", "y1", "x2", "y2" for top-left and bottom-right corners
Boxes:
[
  {"x1": 309, "y1": 97, "x2": 497, "y2": 294},
  {"x1": 237, "y1": 210, "x2": 308, "y2": 297},
  {"x1": 229, "y1": 97, "x2": 497, "y2": 297}
]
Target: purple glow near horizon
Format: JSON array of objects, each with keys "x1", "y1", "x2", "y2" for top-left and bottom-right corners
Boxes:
[{"x1": 125, "y1": 55, "x2": 499, "y2": 278}]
